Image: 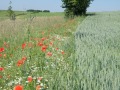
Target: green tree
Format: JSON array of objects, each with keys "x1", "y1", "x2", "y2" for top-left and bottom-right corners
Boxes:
[
  {"x1": 61, "y1": 0, "x2": 94, "y2": 18},
  {"x1": 7, "y1": 1, "x2": 15, "y2": 20}
]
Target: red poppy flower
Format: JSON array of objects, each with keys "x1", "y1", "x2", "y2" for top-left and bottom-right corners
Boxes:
[
  {"x1": 0, "y1": 67, "x2": 4, "y2": 71},
  {"x1": 22, "y1": 57, "x2": 27, "y2": 61},
  {"x1": 17, "y1": 57, "x2": 27, "y2": 67},
  {"x1": 56, "y1": 48, "x2": 59, "y2": 50},
  {"x1": 41, "y1": 45, "x2": 47, "y2": 52},
  {"x1": 38, "y1": 77, "x2": 43, "y2": 81},
  {"x1": 17, "y1": 60, "x2": 24, "y2": 67},
  {"x1": 0, "y1": 75, "x2": 2, "y2": 78},
  {"x1": 49, "y1": 42, "x2": 53, "y2": 46},
  {"x1": 22, "y1": 43, "x2": 26, "y2": 50},
  {"x1": 47, "y1": 52, "x2": 52, "y2": 57},
  {"x1": 61, "y1": 51, "x2": 64, "y2": 55},
  {"x1": 13, "y1": 85, "x2": 23, "y2": 90},
  {"x1": 4, "y1": 42, "x2": 9, "y2": 48},
  {"x1": 0, "y1": 47, "x2": 4, "y2": 52},
  {"x1": 36, "y1": 85, "x2": 41, "y2": 90},
  {"x1": 27, "y1": 76, "x2": 33, "y2": 82},
  {"x1": 38, "y1": 42, "x2": 43, "y2": 46},
  {"x1": 4, "y1": 42, "x2": 7, "y2": 45},
  {"x1": 3, "y1": 54, "x2": 6, "y2": 57},
  {"x1": 0, "y1": 54, "x2": 2, "y2": 57},
  {"x1": 41, "y1": 37, "x2": 46, "y2": 41}
]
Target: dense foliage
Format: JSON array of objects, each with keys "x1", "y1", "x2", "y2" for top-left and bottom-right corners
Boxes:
[
  {"x1": 61, "y1": 0, "x2": 94, "y2": 18},
  {"x1": 43, "y1": 10, "x2": 50, "y2": 12}
]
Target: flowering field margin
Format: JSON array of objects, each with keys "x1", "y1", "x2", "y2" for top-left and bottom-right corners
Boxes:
[{"x1": 0, "y1": 12, "x2": 85, "y2": 90}]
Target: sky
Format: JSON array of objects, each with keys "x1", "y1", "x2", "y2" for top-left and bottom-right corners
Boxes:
[{"x1": 0, "y1": 0, "x2": 120, "y2": 12}]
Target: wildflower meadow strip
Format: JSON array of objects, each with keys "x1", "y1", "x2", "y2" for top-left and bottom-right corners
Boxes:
[{"x1": 0, "y1": 12, "x2": 85, "y2": 89}]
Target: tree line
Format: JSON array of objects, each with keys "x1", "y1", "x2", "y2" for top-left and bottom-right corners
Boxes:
[
  {"x1": 61, "y1": 0, "x2": 94, "y2": 18},
  {"x1": 7, "y1": 0, "x2": 94, "y2": 20},
  {"x1": 26, "y1": 9, "x2": 50, "y2": 13}
]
